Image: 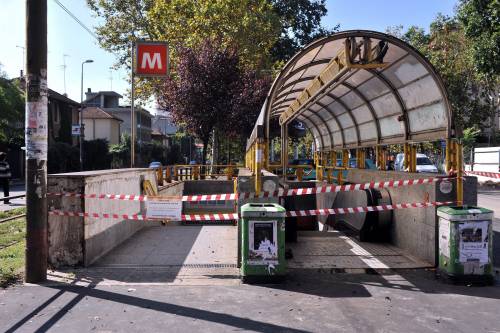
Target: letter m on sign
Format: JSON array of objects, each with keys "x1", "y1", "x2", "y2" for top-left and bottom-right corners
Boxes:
[{"x1": 135, "y1": 41, "x2": 169, "y2": 77}]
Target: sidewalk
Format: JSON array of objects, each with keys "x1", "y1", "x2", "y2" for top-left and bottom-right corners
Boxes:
[
  {"x1": 0, "y1": 182, "x2": 25, "y2": 212},
  {"x1": 1, "y1": 269, "x2": 499, "y2": 333}
]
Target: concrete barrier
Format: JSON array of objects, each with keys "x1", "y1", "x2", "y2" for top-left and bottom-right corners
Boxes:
[
  {"x1": 342, "y1": 170, "x2": 477, "y2": 265},
  {"x1": 47, "y1": 168, "x2": 157, "y2": 268}
]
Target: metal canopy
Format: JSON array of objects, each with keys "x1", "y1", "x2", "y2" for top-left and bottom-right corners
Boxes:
[{"x1": 248, "y1": 30, "x2": 453, "y2": 151}]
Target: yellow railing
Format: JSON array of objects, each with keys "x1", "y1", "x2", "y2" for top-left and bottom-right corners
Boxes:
[{"x1": 156, "y1": 164, "x2": 240, "y2": 185}]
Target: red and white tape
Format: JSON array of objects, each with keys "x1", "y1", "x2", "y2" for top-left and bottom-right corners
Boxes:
[
  {"x1": 286, "y1": 201, "x2": 454, "y2": 217},
  {"x1": 465, "y1": 170, "x2": 500, "y2": 179},
  {"x1": 48, "y1": 176, "x2": 453, "y2": 203},
  {"x1": 48, "y1": 210, "x2": 239, "y2": 221},
  {"x1": 48, "y1": 200, "x2": 453, "y2": 222}
]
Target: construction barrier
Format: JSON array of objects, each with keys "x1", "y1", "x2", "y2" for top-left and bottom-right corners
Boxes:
[
  {"x1": 48, "y1": 176, "x2": 456, "y2": 203},
  {"x1": 48, "y1": 200, "x2": 454, "y2": 222},
  {"x1": 465, "y1": 170, "x2": 500, "y2": 179}
]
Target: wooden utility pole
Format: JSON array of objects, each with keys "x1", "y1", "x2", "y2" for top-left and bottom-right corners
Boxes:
[{"x1": 25, "y1": 0, "x2": 48, "y2": 282}]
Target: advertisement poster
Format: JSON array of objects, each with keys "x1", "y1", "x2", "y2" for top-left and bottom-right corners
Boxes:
[
  {"x1": 459, "y1": 221, "x2": 489, "y2": 263},
  {"x1": 248, "y1": 220, "x2": 278, "y2": 265}
]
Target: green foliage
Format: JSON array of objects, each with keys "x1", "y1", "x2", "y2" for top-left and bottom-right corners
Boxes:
[
  {"x1": 457, "y1": 0, "x2": 500, "y2": 78},
  {"x1": 87, "y1": 0, "x2": 280, "y2": 101},
  {"x1": 0, "y1": 209, "x2": 26, "y2": 287},
  {"x1": 0, "y1": 70, "x2": 24, "y2": 146},
  {"x1": 83, "y1": 139, "x2": 112, "y2": 170},
  {"x1": 47, "y1": 142, "x2": 80, "y2": 174},
  {"x1": 270, "y1": 0, "x2": 336, "y2": 62},
  {"x1": 109, "y1": 133, "x2": 131, "y2": 168}
]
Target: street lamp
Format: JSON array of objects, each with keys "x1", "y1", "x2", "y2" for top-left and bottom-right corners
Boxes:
[{"x1": 80, "y1": 59, "x2": 93, "y2": 170}]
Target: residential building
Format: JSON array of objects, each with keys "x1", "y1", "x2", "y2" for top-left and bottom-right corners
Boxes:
[
  {"x1": 82, "y1": 107, "x2": 122, "y2": 144},
  {"x1": 83, "y1": 89, "x2": 153, "y2": 143},
  {"x1": 48, "y1": 89, "x2": 80, "y2": 147}
]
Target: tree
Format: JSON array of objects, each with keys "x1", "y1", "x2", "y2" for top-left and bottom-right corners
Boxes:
[
  {"x1": 0, "y1": 68, "x2": 24, "y2": 147},
  {"x1": 158, "y1": 41, "x2": 241, "y2": 164},
  {"x1": 269, "y1": 0, "x2": 336, "y2": 63},
  {"x1": 158, "y1": 40, "x2": 271, "y2": 164},
  {"x1": 457, "y1": 0, "x2": 499, "y2": 144},
  {"x1": 457, "y1": 0, "x2": 499, "y2": 78},
  {"x1": 87, "y1": 0, "x2": 280, "y2": 101}
]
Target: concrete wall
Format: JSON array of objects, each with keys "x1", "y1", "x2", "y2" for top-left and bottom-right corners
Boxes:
[
  {"x1": 342, "y1": 170, "x2": 477, "y2": 265},
  {"x1": 48, "y1": 168, "x2": 157, "y2": 268}
]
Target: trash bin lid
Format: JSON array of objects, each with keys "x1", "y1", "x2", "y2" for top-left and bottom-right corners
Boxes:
[
  {"x1": 241, "y1": 203, "x2": 286, "y2": 218},
  {"x1": 437, "y1": 206, "x2": 493, "y2": 220}
]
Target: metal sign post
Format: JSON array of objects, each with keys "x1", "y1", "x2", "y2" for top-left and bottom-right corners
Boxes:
[
  {"x1": 131, "y1": 42, "x2": 136, "y2": 167},
  {"x1": 131, "y1": 41, "x2": 169, "y2": 168}
]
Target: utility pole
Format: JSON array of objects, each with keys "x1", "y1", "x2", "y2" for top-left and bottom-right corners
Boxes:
[
  {"x1": 131, "y1": 42, "x2": 136, "y2": 167},
  {"x1": 25, "y1": 0, "x2": 48, "y2": 283}
]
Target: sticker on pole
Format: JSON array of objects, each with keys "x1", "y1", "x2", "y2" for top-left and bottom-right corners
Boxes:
[
  {"x1": 135, "y1": 41, "x2": 169, "y2": 77},
  {"x1": 146, "y1": 199, "x2": 182, "y2": 220}
]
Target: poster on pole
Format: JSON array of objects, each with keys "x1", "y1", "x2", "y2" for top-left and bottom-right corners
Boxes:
[{"x1": 134, "y1": 41, "x2": 169, "y2": 77}]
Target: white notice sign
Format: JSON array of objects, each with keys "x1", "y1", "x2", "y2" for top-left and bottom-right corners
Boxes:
[{"x1": 146, "y1": 200, "x2": 182, "y2": 220}]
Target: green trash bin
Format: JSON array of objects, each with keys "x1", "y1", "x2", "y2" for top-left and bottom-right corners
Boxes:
[
  {"x1": 437, "y1": 206, "x2": 494, "y2": 284},
  {"x1": 240, "y1": 203, "x2": 286, "y2": 282}
]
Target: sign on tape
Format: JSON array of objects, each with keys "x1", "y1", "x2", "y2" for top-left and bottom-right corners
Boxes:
[{"x1": 146, "y1": 199, "x2": 182, "y2": 220}]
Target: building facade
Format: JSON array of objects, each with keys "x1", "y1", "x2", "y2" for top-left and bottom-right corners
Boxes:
[
  {"x1": 82, "y1": 107, "x2": 122, "y2": 144},
  {"x1": 84, "y1": 89, "x2": 153, "y2": 143}
]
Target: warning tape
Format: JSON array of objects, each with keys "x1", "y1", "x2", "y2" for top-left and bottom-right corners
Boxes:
[
  {"x1": 48, "y1": 176, "x2": 454, "y2": 203},
  {"x1": 46, "y1": 192, "x2": 238, "y2": 202},
  {"x1": 48, "y1": 200, "x2": 454, "y2": 222},
  {"x1": 465, "y1": 170, "x2": 500, "y2": 179},
  {"x1": 286, "y1": 201, "x2": 455, "y2": 217},
  {"x1": 48, "y1": 210, "x2": 239, "y2": 221}
]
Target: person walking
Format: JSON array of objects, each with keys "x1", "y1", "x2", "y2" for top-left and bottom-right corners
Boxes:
[{"x1": 0, "y1": 152, "x2": 11, "y2": 204}]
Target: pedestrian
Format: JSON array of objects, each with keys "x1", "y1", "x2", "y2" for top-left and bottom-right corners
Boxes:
[{"x1": 0, "y1": 152, "x2": 11, "y2": 204}]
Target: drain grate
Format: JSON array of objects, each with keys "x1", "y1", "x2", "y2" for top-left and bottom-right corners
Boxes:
[{"x1": 178, "y1": 263, "x2": 238, "y2": 269}]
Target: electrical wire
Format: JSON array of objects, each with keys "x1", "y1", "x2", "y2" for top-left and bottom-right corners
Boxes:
[{"x1": 52, "y1": 0, "x2": 99, "y2": 41}]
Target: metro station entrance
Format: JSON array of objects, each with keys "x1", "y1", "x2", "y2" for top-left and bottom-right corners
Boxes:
[{"x1": 48, "y1": 30, "x2": 468, "y2": 285}]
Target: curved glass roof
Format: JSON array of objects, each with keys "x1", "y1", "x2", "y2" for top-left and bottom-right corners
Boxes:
[{"x1": 249, "y1": 30, "x2": 453, "y2": 150}]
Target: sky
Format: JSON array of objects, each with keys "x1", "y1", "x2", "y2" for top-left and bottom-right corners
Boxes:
[{"x1": 0, "y1": 0, "x2": 458, "y2": 113}]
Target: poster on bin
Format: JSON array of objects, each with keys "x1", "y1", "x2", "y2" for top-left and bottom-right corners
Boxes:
[
  {"x1": 146, "y1": 200, "x2": 182, "y2": 220},
  {"x1": 248, "y1": 220, "x2": 278, "y2": 265},
  {"x1": 459, "y1": 221, "x2": 489, "y2": 263}
]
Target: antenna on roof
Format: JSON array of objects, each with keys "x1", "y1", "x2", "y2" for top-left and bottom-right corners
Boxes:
[
  {"x1": 109, "y1": 67, "x2": 113, "y2": 90},
  {"x1": 59, "y1": 54, "x2": 70, "y2": 94}
]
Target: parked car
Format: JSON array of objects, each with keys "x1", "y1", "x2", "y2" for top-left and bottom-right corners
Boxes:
[
  {"x1": 148, "y1": 161, "x2": 162, "y2": 169},
  {"x1": 394, "y1": 153, "x2": 438, "y2": 173}
]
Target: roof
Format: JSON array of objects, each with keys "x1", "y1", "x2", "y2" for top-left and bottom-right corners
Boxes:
[
  {"x1": 48, "y1": 89, "x2": 80, "y2": 106},
  {"x1": 83, "y1": 107, "x2": 123, "y2": 121},
  {"x1": 249, "y1": 30, "x2": 452, "y2": 150},
  {"x1": 105, "y1": 106, "x2": 153, "y2": 118}
]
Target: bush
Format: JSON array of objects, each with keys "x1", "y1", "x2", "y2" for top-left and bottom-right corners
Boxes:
[
  {"x1": 83, "y1": 139, "x2": 111, "y2": 170},
  {"x1": 47, "y1": 142, "x2": 80, "y2": 173}
]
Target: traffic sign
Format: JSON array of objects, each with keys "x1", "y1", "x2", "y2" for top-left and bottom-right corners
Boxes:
[{"x1": 135, "y1": 41, "x2": 169, "y2": 77}]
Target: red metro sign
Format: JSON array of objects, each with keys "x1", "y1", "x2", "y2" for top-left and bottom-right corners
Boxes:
[{"x1": 135, "y1": 41, "x2": 169, "y2": 77}]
